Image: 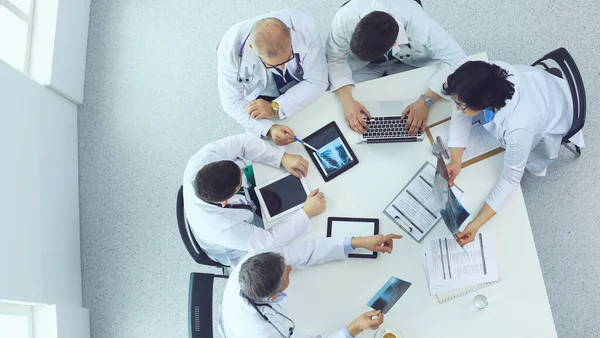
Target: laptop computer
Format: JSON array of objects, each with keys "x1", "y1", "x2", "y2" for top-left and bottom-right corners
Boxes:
[{"x1": 357, "y1": 100, "x2": 424, "y2": 144}]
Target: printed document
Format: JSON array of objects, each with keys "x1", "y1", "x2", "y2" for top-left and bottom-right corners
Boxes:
[{"x1": 422, "y1": 232, "x2": 499, "y2": 295}]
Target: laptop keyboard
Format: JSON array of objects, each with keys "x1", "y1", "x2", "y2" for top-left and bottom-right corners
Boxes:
[{"x1": 362, "y1": 116, "x2": 423, "y2": 140}]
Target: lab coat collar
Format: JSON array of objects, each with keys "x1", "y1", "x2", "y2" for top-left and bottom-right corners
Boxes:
[{"x1": 256, "y1": 292, "x2": 287, "y2": 304}]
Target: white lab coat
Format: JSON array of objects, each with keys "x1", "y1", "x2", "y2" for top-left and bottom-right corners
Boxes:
[
  {"x1": 448, "y1": 61, "x2": 584, "y2": 212},
  {"x1": 219, "y1": 238, "x2": 349, "y2": 338},
  {"x1": 182, "y1": 134, "x2": 311, "y2": 267},
  {"x1": 217, "y1": 10, "x2": 329, "y2": 138},
  {"x1": 326, "y1": 0, "x2": 467, "y2": 94}
]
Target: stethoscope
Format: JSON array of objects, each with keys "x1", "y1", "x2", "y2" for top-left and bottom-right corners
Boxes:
[
  {"x1": 240, "y1": 291, "x2": 295, "y2": 338},
  {"x1": 236, "y1": 33, "x2": 304, "y2": 86}
]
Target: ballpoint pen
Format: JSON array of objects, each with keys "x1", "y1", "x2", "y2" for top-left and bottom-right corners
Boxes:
[{"x1": 293, "y1": 137, "x2": 318, "y2": 152}]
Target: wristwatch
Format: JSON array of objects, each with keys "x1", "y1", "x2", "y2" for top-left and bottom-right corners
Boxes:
[
  {"x1": 270, "y1": 101, "x2": 280, "y2": 118},
  {"x1": 420, "y1": 94, "x2": 434, "y2": 108}
]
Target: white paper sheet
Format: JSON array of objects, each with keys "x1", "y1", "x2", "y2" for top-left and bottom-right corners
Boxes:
[
  {"x1": 329, "y1": 220, "x2": 376, "y2": 255},
  {"x1": 422, "y1": 232, "x2": 499, "y2": 295},
  {"x1": 428, "y1": 119, "x2": 501, "y2": 163}
]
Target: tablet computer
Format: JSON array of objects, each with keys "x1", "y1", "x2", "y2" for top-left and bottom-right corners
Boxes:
[
  {"x1": 326, "y1": 217, "x2": 379, "y2": 259},
  {"x1": 302, "y1": 121, "x2": 359, "y2": 182},
  {"x1": 254, "y1": 173, "x2": 309, "y2": 222}
]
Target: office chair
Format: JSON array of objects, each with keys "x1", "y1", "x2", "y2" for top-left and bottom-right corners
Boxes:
[
  {"x1": 189, "y1": 272, "x2": 227, "y2": 338},
  {"x1": 177, "y1": 186, "x2": 230, "y2": 275},
  {"x1": 531, "y1": 47, "x2": 586, "y2": 156}
]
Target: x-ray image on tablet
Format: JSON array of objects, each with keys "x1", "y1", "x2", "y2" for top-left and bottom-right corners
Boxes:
[
  {"x1": 254, "y1": 173, "x2": 310, "y2": 222},
  {"x1": 303, "y1": 122, "x2": 359, "y2": 182},
  {"x1": 367, "y1": 276, "x2": 412, "y2": 314},
  {"x1": 314, "y1": 137, "x2": 353, "y2": 176}
]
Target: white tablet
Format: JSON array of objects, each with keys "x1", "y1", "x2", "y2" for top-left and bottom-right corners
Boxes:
[
  {"x1": 254, "y1": 173, "x2": 310, "y2": 222},
  {"x1": 327, "y1": 217, "x2": 379, "y2": 258}
]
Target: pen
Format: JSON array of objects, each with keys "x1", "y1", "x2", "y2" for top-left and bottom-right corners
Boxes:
[{"x1": 293, "y1": 137, "x2": 318, "y2": 152}]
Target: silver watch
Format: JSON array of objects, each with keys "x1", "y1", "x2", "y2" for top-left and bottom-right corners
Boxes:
[{"x1": 420, "y1": 94, "x2": 434, "y2": 108}]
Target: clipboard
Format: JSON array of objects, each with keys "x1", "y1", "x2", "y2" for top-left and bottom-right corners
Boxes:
[
  {"x1": 326, "y1": 217, "x2": 379, "y2": 259},
  {"x1": 424, "y1": 117, "x2": 504, "y2": 168}
]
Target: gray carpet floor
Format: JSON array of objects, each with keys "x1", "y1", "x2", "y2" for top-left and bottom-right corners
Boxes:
[{"x1": 79, "y1": 0, "x2": 599, "y2": 337}]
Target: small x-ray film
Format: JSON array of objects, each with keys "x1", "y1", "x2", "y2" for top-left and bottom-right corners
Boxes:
[{"x1": 367, "y1": 276, "x2": 412, "y2": 314}]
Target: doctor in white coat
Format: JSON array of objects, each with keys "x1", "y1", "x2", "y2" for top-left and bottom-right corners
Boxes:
[
  {"x1": 218, "y1": 10, "x2": 328, "y2": 146},
  {"x1": 326, "y1": 0, "x2": 467, "y2": 135},
  {"x1": 219, "y1": 233, "x2": 403, "y2": 338},
  {"x1": 444, "y1": 61, "x2": 584, "y2": 245},
  {"x1": 183, "y1": 134, "x2": 326, "y2": 267}
]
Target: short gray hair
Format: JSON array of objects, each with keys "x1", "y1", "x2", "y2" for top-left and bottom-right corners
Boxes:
[
  {"x1": 239, "y1": 252, "x2": 286, "y2": 302},
  {"x1": 249, "y1": 18, "x2": 290, "y2": 59}
]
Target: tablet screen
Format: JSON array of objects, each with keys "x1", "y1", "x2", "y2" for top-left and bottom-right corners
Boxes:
[
  {"x1": 304, "y1": 122, "x2": 358, "y2": 182},
  {"x1": 258, "y1": 175, "x2": 307, "y2": 217}
]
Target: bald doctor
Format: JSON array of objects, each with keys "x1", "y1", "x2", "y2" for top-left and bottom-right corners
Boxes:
[
  {"x1": 183, "y1": 134, "x2": 326, "y2": 267},
  {"x1": 218, "y1": 10, "x2": 328, "y2": 146},
  {"x1": 444, "y1": 61, "x2": 584, "y2": 245},
  {"x1": 326, "y1": 0, "x2": 467, "y2": 135}
]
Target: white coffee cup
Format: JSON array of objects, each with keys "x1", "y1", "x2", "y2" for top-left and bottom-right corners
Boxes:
[{"x1": 374, "y1": 327, "x2": 405, "y2": 338}]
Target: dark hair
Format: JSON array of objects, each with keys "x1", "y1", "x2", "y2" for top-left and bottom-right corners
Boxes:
[
  {"x1": 193, "y1": 160, "x2": 241, "y2": 202},
  {"x1": 350, "y1": 11, "x2": 399, "y2": 62},
  {"x1": 239, "y1": 252, "x2": 286, "y2": 301},
  {"x1": 442, "y1": 61, "x2": 516, "y2": 111}
]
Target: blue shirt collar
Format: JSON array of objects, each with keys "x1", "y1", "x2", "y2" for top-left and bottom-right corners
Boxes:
[{"x1": 483, "y1": 108, "x2": 496, "y2": 123}]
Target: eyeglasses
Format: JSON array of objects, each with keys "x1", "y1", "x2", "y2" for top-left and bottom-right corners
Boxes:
[
  {"x1": 261, "y1": 47, "x2": 295, "y2": 69},
  {"x1": 454, "y1": 101, "x2": 470, "y2": 113}
]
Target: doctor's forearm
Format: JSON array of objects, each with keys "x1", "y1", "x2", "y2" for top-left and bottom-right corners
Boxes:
[
  {"x1": 469, "y1": 203, "x2": 496, "y2": 230},
  {"x1": 424, "y1": 89, "x2": 441, "y2": 102},
  {"x1": 336, "y1": 85, "x2": 354, "y2": 104},
  {"x1": 450, "y1": 147, "x2": 465, "y2": 164}
]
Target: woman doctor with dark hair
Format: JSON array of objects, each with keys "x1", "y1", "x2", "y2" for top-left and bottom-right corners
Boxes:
[{"x1": 443, "y1": 60, "x2": 584, "y2": 245}]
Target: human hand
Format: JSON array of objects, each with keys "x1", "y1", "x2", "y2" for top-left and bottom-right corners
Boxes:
[
  {"x1": 281, "y1": 153, "x2": 308, "y2": 178},
  {"x1": 347, "y1": 310, "x2": 384, "y2": 336},
  {"x1": 246, "y1": 99, "x2": 274, "y2": 120},
  {"x1": 302, "y1": 188, "x2": 326, "y2": 218},
  {"x1": 268, "y1": 124, "x2": 295, "y2": 146},
  {"x1": 401, "y1": 99, "x2": 430, "y2": 135},
  {"x1": 342, "y1": 98, "x2": 372, "y2": 134},
  {"x1": 447, "y1": 160, "x2": 461, "y2": 187},
  {"x1": 456, "y1": 222, "x2": 482, "y2": 246},
  {"x1": 351, "y1": 234, "x2": 402, "y2": 254}
]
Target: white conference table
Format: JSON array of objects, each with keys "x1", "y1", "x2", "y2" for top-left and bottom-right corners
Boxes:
[{"x1": 254, "y1": 53, "x2": 557, "y2": 338}]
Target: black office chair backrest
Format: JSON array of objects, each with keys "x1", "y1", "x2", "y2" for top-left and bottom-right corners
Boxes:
[
  {"x1": 176, "y1": 186, "x2": 227, "y2": 268},
  {"x1": 531, "y1": 47, "x2": 586, "y2": 142},
  {"x1": 341, "y1": 0, "x2": 422, "y2": 8},
  {"x1": 189, "y1": 272, "x2": 227, "y2": 338}
]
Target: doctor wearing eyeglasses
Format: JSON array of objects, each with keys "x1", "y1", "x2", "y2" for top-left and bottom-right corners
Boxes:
[
  {"x1": 217, "y1": 10, "x2": 329, "y2": 146},
  {"x1": 219, "y1": 234, "x2": 403, "y2": 338}
]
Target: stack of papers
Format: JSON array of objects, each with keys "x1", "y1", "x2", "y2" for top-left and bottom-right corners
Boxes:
[{"x1": 422, "y1": 232, "x2": 498, "y2": 295}]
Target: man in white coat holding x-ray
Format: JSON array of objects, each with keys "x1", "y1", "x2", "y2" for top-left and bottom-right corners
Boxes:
[
  {"x1": 183, "y1": 134, "x2": 326, "y2": 267},
  {"x1": 443, "y1": 60, "x2": 585, "y2": 245},
  {"x1": 326, "y1": 0, "x2": 467, "y2": 135},
  {"x1": 219, "y1": 233, "x2": 403, "y2": 337},
  {"x1": 217, "y1": 10, "x2": 328, "y2": 146}
]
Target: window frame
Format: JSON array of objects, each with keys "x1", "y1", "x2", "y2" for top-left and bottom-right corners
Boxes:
[
  {"x1": 0, "y1": 302, "x2": 34, "y2": 338},
  {"x1": 0, "y1": 0, "x2": 36, "y2": 74}
]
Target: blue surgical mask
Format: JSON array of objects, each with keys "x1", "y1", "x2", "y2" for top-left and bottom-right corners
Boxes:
[{"x1": 483, "y1": 108, "x2": 496, "y2": 123}]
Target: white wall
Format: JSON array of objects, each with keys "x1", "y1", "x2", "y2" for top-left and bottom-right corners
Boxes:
[
  {"x1": 30, "y1": 0, "x2": 91, "y2": 104},
  {"x1": 0, "y1": 59, "x2": 88, "y2": 336}
]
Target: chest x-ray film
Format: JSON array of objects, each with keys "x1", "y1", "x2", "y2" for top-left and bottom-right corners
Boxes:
[
  {"x1": 303, "y1": 122, "x2": 359, "y2": 182},
  {"x1": 367, "y1": 276, "x2": 412, "y2": 314}
]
